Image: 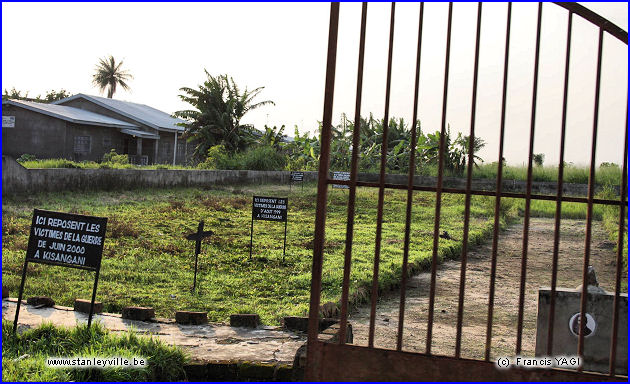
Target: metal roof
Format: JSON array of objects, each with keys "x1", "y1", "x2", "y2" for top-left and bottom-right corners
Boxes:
[
  {"x1": 120, "y1": 128, "x2": 160, "y2": 139},
  {"x1": 53, "y1": 94, "x2": 186, "y2": 132},
  {"x1": 2, "y1": 99, "x2": 138, "y2": 129}
]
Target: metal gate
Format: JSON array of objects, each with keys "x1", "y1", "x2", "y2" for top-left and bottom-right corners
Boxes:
[{"x1": 306, "y1": 2, "x2": 627, "y2": 380}]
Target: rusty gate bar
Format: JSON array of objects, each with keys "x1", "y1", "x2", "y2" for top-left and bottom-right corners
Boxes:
[
  {"x1": 610, "y1": 104, "x2": 628, "y2": 375},
  {"x1": 368, "y1": 1, "x2": 396, "y2": 349},
  {"x1": 338, "y1": 1, "x2": 368, "y2": 346},
  {"x1": 547, "y1": 9, "x2": 573, "y2": 356},
  {"x1": 330, "y1": 178, "x2": 623, "y2": 205},
  {"x1": 454, "y1": 2, "x2": 482, "y2": 359},
  {"x1": 426, "y1": 1, "x2": 453, "y2": 355},
  {"x1": 307, "y1": 2, "x2": 627, "y2": 380},
  {"x1": 577, "y1": 25, "x2": 605, "y2": 369},
  {"x1": 516, "y1": 1, "x2": 543, "y2": 355},
  {"x1": 396, "y1": 1, "x2": 424, "y2": 352},
  {"x1": 554, "y1": 2, "x2": 628, "y2": 44},
  {"x1": 305, "y1": 2, "x2": 338, "y2": 380},
  {"x1": 485, "y1": 1, "x2": 512, "y2": 362}
]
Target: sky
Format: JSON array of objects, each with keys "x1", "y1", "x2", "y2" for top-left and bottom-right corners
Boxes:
[{"x1": 2, "y1": 2, "x2": 628, "y2": 166}]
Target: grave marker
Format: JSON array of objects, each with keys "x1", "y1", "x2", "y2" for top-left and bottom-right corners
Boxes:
[
  {"x1": 290, "y1": 171, "x2": 305, "y2": 192},
  {"x1": 14, "y1": 209, "x2": 107, "y2": 332},
  {"x1": 184, "y1": 220, "x2": 214, "y2": 292},
  {"x1": 250, "y1": 196, "x2": 288, "y2": 262},
  {"x1": 332, "y1": 171, "x2": 350, "y2": 189}
]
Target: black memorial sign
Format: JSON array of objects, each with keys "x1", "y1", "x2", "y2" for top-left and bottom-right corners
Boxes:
[
  {"x1": 332, "y1": 171, "x2": 350, "y2": 189},
  {"x1": 26, "y1": 209, "x2": 107, "y2": 271},
  {"x1": 290, "y1": 171, "x2": 305, "y2": 192},
  {"x1": 250, "y1": 196, "x2": 288, "y2": 261},
  {"x1": 290, "y1": 171, "x2": 304, "y2": 182},
  {"x1": 252, "y1": 196, "x2": 288, "y2": 222},
  {"x1": 15, "y1": 209, "x2": 108, "y2": 332}
]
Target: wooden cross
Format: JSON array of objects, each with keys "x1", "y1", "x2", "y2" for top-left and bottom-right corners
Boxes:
[{"x1": 185, "y1": 220, "x2": 214, "y2": 291}]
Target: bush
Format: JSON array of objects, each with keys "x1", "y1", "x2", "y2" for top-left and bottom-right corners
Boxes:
[
  {"x1": 238, "y1": 146, "x2": 287, "y2": 171},
  {"x1": 102, "y1": 149, "x2": 129, "y2": 165},
  {"x1": 198, "y1": 145, "x2": 287, "y2": 171},
  {"x1": 16, "y1": 153, "x2": 37, "y2": 163},
  {"x1": 197, "y1": 145, "x2": 230, "y2": 169}
]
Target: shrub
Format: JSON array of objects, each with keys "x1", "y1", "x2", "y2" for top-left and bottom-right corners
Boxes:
[
  {"x1": 239, "y1": 146, "x2": 287, "y2": 171},
  {"x1": 16, "y1": 153, "x2": 37, "y2": 163},
  {"x1": 102, "y1": 149, "x2": 129, "y2": 165}
]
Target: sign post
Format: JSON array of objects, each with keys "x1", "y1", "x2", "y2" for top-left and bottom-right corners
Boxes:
[
  {"x1": 290, "y1": 171, "x2": 305, "y2": 192},
  {"x1": 184, "y1": 221, "x2": 214, "y2": 292},
  {"x1": 250, "y1": 196, "x2": 288, "y2": 262},
  {"x1": 332, "y1": 171, "x2": 350, "y2": 190},
  {"x1": 14, "y1": 209, "x2": 107, "y2": 332}
]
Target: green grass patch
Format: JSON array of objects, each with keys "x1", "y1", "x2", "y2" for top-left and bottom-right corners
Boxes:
[
  {"x1": 2, "y1": 321, "x2": 187, "y2": 381},
  {"x1": 2, "y1": 185, "x2": 514, "y2": 325},
  {"x1": 18, "y1": 158, "x2": 191, "y2": 170},
  {"x1": 471, "y1": 163, "x2": 621, "y2": 185}
]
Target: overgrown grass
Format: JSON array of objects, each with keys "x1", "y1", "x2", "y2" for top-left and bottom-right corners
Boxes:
[
  {"x1": 471, "y1": 163, "x2": 622, "y2": 185},
  {"x1": 1, "y1": 185, "x2": 514, "y2": 325},
  {"x1": 18, "y1": 158, "x2": 191, "y2": 170},
  {"x1": 2, "y1": 321, "x2": 187, "y2": 382}
]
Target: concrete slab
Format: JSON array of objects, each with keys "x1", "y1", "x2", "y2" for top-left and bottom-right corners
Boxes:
[{"x1": 2, "y1": 298, "x2": 305, "y2": 364}]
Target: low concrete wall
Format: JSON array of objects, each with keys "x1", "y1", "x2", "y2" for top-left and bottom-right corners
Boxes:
[
  {"x1": 2, "y1": 156, "x2": 317, "y2": 195},
  {"x1": 2, "y1": 155, "x2": 617, "y2": 196}
]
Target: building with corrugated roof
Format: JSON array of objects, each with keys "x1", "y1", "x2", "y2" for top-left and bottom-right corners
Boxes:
[{"x1": 2, "y1": 94, "x2": 191, "y2": 165}]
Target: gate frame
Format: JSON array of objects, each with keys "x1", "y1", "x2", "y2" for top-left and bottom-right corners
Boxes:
[{"x1": 306, "y1": 2, "x2": 628, "y2": 381}]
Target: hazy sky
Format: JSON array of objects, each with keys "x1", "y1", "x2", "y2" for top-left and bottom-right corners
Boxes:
[{"x1": 2, "y1": 2, "x2": 627, "y2": 166}]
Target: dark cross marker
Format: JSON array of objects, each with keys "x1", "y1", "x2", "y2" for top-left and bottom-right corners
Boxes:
[{"x1": 185, "y1": 220, "x2": 213, "y2": 292}]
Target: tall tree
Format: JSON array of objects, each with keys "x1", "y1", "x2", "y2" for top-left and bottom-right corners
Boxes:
[
  {"x1": 92, "y1": 55, "x2": 133, "y2": 98},
  {"x1": 175, "y1": 71, "x2": 274, "y2": 159}
]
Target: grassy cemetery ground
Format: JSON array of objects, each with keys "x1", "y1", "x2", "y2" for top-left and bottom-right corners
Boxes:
[
  {"x1": 2, "y1": 321, "x2": 187, "y2": 381},
  {"x1": 2, "y1": 184, "x2": 624, "y2": 325}
]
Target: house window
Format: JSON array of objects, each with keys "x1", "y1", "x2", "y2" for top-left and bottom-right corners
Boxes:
[
  {"x1": 160, "y1": 142, "x2": 171, "y2": 155},
  {"x1": 74, "y1": 136, "x2": 91, "y2": 154},
  {"x1": 177, "y1": 142, "x2": 185, "y2": 157},
  {"x1": 102, "y1": 136, "x2": 112, "y2": 148}
]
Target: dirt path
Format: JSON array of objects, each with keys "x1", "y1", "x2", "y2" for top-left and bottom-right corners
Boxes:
[{"x1": 349, "y1": 218, "x2": 621, "y2": 360}]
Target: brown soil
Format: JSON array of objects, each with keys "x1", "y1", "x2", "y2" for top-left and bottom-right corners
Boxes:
[{"x1": 349, "y1": 218, "x2": 623, "y2": 360}]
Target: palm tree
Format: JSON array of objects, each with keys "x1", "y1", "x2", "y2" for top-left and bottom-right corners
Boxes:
[
  {"x1": 92, "y1": 55, "x2": 133, "y2": 98},
  {"x1": 175, "y1": 71, "x2": 275, "y2": 159}
]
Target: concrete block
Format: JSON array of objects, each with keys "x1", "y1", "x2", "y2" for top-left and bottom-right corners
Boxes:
[
  {"x1": 275, "y1": 364, "x2": 293, "y2": 381},
  {"x1": 74, "y1": 299, "x2": 103, "y2": 313},
  {"x1": 175, "y1": 311, "x2": 208, "y2": 325},
  {"x1": 183, "y1": 363, "x2": 207, "y2": 381},
  {"x1": 238, "y1": 362, "x2": 275, "y2": 380},
  {"x1": 206, "y1": 361, "x2": 238, "y2": 380},
  {"x1": 230, "y1": 314, "x2": 260, "y2": 328},
  {"x1": 535, "y1": 288, "x2": 627, "y2": 375},
  {"x1": 27, "y1": 296, "x2": 55, "y2": 308},
  {"x1": 122, "y1": 306, "x2": 155, "y2": 321}
]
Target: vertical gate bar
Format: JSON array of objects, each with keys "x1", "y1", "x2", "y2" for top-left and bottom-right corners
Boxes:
[
  {"x1": 368, "y1": 1, "x2": 396, "y2": 348},
  {"x1": 339, "y1": 1, "x2": 368, "y2": 345},
  {"x1": 515, "y1": 1, "x2": 542, "y2": 355},
  {"x1": 454, "y1": 2, "x2": 482, "y2": 359},
  {"x1": 306, "y1": 2, "x2": 339, "y2": 379},
  {"x1": 577, "y1": 26, "x2": 603, "y2": 368},
  {"x1": 485, "y1": 2, "x2": 512, "y2": 362},
  {"x1": 547, "y1": 9, "x2": 572, "y2": 355},
  {"x1": 426, "y1": 1, "x2": 453, "y2": 355},
  {"x1": 609, "y1": 104, "x2": 628, "y2": 376},
  {"x1": 396, "y1": 1, "x2": 424, "y2": 352}
]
